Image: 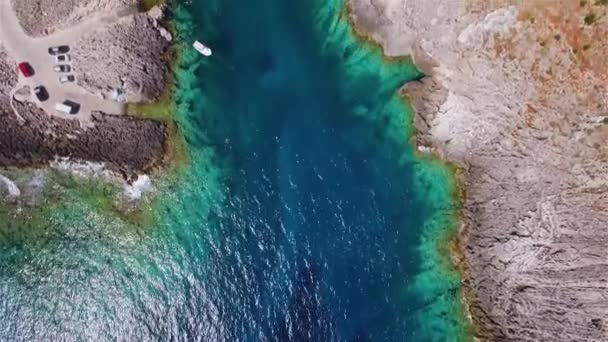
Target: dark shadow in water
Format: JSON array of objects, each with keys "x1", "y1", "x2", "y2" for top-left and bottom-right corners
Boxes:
[
  {"x1": 257, "y1": 51, "x2": 277, "y2": 74},
  {"x1": 272, "y1": 262, "x2": 334, "y2": 342}
]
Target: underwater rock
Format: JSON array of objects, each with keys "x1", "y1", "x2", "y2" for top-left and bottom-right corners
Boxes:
[{"x1": 0, "y1": 173, "x2": 21, "y2": 199}]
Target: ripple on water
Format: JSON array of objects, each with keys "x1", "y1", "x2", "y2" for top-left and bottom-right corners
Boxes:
[{"x1": 0, "y1": 0, "x2": 471, "y2": 340}]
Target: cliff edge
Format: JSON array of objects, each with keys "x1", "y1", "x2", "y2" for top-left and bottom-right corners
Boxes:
[{"x1": 350, "y1": 0, "x2": 607, "y2": 340}]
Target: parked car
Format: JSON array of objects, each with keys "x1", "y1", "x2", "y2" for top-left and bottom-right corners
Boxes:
[
  {"x1": 48, "y1": 45, "x2": 70, "y2": 55},
  {"x1": 53, "y1": 65, "x2": 71, "y2": 73},
  {"x1": 54, "y1": 54, "x2": 71, "y2": 63},
  {"x1": 55, "y1": 100, "x2": 80, "y2": 115},
  {"x1": 17, "y1": 62, "x2": 34, "y2": 77},
  {"x1": 59, "y1": 75, "x2": 75, "y2": 83},
  {"x1": 33, "y1": 86, "x2": 49, "y2": 102}
]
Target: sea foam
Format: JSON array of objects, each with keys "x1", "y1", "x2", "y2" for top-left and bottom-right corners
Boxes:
[
  {"x1": 0, "y1": 174, "x2": 21, "y2": 198},
  {"x1": 50, "y1": 157, "x2": 153, "y2": 201}
]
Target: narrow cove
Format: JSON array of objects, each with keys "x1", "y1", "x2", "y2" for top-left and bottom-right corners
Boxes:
[
  {"x1": 168, "y1": 0, "x2": 472, "y2": 339},
  {"x1": 0, "y1": 0, "x2": 472, "y2": 340}
]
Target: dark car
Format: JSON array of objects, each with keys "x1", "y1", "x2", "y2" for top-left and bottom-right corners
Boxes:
[
  {"x1": 18, "y1": 62, "x2": 34, "y2": 77},
  {"x1": 63, "y1": 100, "x2": 81, "y2": 115},
  {"x1": 53, "y1": 65, "x2": 71, "y2": 73},
  {"x1": 33, "y1": 86, "x2": 49, "y2": 102},
  {"x1": 48, "y1": 45, "x2": 70, "y2": 55}
]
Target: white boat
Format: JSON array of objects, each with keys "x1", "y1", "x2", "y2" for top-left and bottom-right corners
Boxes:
[{"x1": 193, "y1": 40, "x2": 212, "y2": 57}]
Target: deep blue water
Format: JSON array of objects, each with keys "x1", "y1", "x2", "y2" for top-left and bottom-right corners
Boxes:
[{"x1": 175, "y1": 0, "x2": 432, "y2": 340}]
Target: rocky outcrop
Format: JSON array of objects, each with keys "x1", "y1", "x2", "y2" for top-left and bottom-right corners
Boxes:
[
  {"x1": 0, "y1": 99, "x2": 167, "y2": 178},
  {"x1": 9, "y1": 0, "x2": 139, "y2": 36},
  {"x1": 72, "y1": 12, "x2": 170, "y2": 103},
  {"x1": 350, "y1": 0, "x2": 608, "y2": 340},
  {"x1": 0, "y1": 1, "x2": 171, "y2": 179}
]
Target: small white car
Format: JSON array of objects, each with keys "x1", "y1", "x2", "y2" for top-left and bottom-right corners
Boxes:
[
  {"x1": 55, "y1": 102, "x2": 72, "y2": 114},
  {"x1": 55, "y1": 54, "x2": 71, "y2": 63},
  {"x1": 59, "y1": 75, "x2": 75, "y2": 83},
  {"x1": 55, "y1": 100, "x2": 80, "y2": 115},
  {"x1": 53, "y1": 65, "x2": 71, "y2": 73}
]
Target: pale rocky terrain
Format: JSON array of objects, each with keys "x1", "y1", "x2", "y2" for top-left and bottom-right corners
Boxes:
[
  {"x1": 72, "y1": 12, "x2": 170, "y2": 103},
  {"x1": 8, "y1": 0, "x2": 170, "y2": 103},
  {"x1": 350, "y1": 0, "x2": 608, "y2": 341},
  {"x1": 10, "y1": 0, "x2": 139, "y2": 36}
]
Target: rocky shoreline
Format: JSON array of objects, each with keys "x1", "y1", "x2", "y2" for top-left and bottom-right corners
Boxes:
[
  {"x1": 2, "y1": 0, "x2": 607, "y2": 339},
  {"x1": 0, "y1": 99, "x2": 167, "y2": 180},
  {"x1": 350, "y1": 0, "x2": 607, "y2": 340},
  {"x1": 0, "y1": 0, "x2": 172, "y2": 180}
]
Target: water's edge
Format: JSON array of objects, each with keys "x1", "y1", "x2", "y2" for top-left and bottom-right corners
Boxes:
[
  {"x1": 342, "y1": 0, "x2": 477, "y2": 338},
  {"x1": 141, "y1": 0, "x2": 476, "y2": 338}
]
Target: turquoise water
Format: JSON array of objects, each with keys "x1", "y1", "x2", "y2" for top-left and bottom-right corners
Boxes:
[{"x1": 0, "y1": 0, "x2": 470, "y2": 340}]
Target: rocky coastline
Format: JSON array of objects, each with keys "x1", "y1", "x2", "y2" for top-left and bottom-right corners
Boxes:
[
  {"x1": 0, "y1": 0, "x2": 172, "y2": 180},
  {"x1": 2, "y1": 0, "x2": 607, "y2": 339},
  {"x1": 1, "y1": 98, "x2": 167, "y2": 179},
  {"x1": 350, "y1": 0, "x2": 607, "y2": 340}
]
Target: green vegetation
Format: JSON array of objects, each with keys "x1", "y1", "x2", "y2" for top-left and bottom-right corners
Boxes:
[
  {"x1": 140, "y1": 0, "x2": 163, "y2": 11},
  {"x1": 554, "y1": 34, "x2": 561, "y2": 41},
  {"x1": 595, "y1": 0, "x2": 608, "y2": 5},
  {"x1": 126, "y1": 90, "x2": 173, "y2": 121},
  {"x1": 583, "y1": 43, "x2": 592, "y2": 50},
  {"x1": 584, "y1": 12, "x2": 597, "y2": 25}
]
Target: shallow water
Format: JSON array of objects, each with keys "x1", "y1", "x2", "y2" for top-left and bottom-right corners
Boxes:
[{"x1": 0, "y1": 0, "x2": 470, "y2": 340}]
